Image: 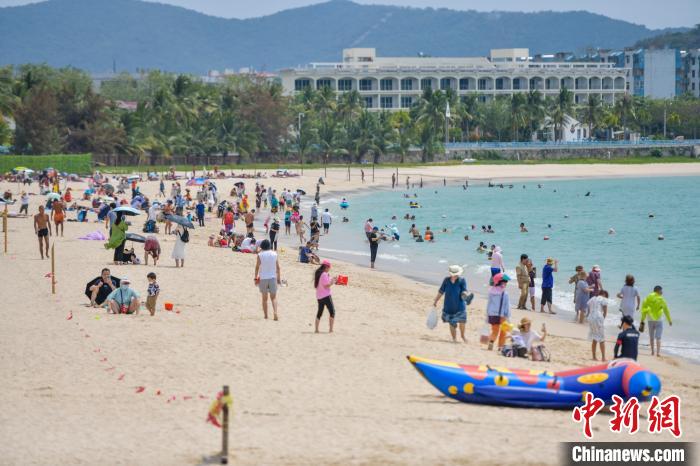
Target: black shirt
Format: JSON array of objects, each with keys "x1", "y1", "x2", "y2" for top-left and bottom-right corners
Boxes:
[
  {"x1": 614, "y1": 327, "x2": 640, "y2": 360},
  {"x1": 84, "y1": 276, "x2": 121, "y2": 305}
]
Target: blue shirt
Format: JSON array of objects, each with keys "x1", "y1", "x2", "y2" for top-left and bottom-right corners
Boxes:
[
  {"x1": 542, "y1": 264, "x2": 554, "y2": 288},
  {"x1": 196, "y1": 203, "x2": 205, "y2": 217},
  {"x1": 439, "y1": 277, "x2": 467, "y2": 314},
  {"x1": 299, "y1": 246, "x2": 311, "y2": 263},
  {"x1": 106, "y1": 286, "x2": 139, "y2": 305}
]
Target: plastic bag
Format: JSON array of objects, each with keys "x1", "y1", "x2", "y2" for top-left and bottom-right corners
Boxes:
[
  {"x1": 480, "y1": 325, "x2": 491, "y2": 345},
  {"x1": 426, "y1": 308, "x2": 438, "y2": 330}
]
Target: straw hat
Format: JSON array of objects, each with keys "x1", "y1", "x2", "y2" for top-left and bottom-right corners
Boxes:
[
  {"x1": 518, "y1": 317, "x2": 532, "y2": 329},
  {"x1": 448, "y1": 265, "x2": 464, "y2": 277}
]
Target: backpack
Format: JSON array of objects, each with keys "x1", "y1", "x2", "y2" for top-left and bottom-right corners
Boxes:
[
  {"x1": 179, "y1": 228, "x2": 190, "y2": 243},
  {"x1": 530, "y1": 345, "x2": 551, "y2": 362}
]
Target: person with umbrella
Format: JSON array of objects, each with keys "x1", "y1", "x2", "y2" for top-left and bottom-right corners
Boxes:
[
  {"x1": 172, "y1": 223, "x2": 188, "y2": 268},
  {"x1": 105, "y1": 211, "x2": 128, "y2": 264}
]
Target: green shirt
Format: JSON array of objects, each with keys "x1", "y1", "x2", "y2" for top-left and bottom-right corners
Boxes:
[
  {"x1": 105, "y1": 221, "x2": 128, "y2": 249},
  {"x1": 640, "y1": 292, "x2": 671, "y2": 323}
]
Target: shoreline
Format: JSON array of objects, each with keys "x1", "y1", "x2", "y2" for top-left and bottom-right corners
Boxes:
[{"x1": 1, "y1": 166, "x2": 698, "y2": 465}]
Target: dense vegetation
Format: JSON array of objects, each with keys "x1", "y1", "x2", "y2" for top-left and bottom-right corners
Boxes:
[
  {"x1": 1, "y1": 65, "x2": 699, "y2": 165},
  {"x1": 635, "y1": 24, "x2": 700, "y2": 50},
  {"x1": 0, "y1": 0, "x2": 674, "y2": 73}
]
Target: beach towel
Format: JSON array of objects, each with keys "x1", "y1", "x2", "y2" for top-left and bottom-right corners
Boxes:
[{"x1": 79, "y1": 231, "x2": 107, "y2": 241}]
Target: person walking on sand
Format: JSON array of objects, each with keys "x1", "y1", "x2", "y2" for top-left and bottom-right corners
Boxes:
[
  {"x1": 172, "y1": 224, "x2": 187, "y2": 268},
  {"x1": 245, "y1": 209, "x2": 255, "y2": 235},
  {"x1": 391, "y1": 172, "x2": 396, "y2": 189},
  {"x1": 433, "y1": 265, "x2": 470, "y2": 343},
  {"x1": 527, "y1": 258, "x2": 537, "y2": 311},
  {"x1": 105, "y1": 211, "x2": 128, "y2": 264},
  {"x1": 314, "y1": 260, "x2": 336, "y2": 333},
  {"x1": 269, "y1": 217, "x2": 280, "y2": 251},
  {"x1": 587, "y1": 265, "x2": 603, "y2": 297},
  {"x1": 19, "y1": 191, "x2": 29, "y2": 215},
  {"x1": 540, "y1": 258, "x2": 558, "y2": 314},
  {"x1": 364, "y1": 218, "x2": 374, "y2": 241},
  {"x1": 50, "y1": 198, "x2": 66, "y2": 237},
  {"x1": 516, "y1": 254, "x2": 530, "y2": 310},
  {"x1": 586, "y1": 290, "x2": 609, "y2": 361},
  {"x1": 568, "y1": 265, "x2": 585, "y2": 306},
  {"x1": 321, "y1": 208, "x2": 332, "y2": 234},
  {"x1": 640, "y1": 285, "x2": 672, "y2": 357},
  {"x1": 369, "y1": 226, "x2": 380, "y2": 269},
  {"x1": 486, "y1": 273, "x2": 511, "y2": 351},
  {"x1": 617, "y1": 274, "x2": 640, "y2": 322},
  {"x1": 33, "y1": 205, "x2": 52, "y2": 259},
  {"x1": 255, "y1": 239, "x2": 281, "y2": 321}
]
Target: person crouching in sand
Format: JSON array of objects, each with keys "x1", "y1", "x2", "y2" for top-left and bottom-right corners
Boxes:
[{"x1": 314, "y1": 260, "x2": 336, "y2": 333}]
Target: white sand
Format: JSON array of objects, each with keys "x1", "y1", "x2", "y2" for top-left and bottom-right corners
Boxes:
[{"x1": 1, "y1": 163, "x2": 698, "y2": 465}]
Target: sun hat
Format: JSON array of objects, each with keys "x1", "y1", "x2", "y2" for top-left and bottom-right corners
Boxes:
[
  {"x1": 493, "y1": 273, "x2": 510, "y2": 286},
  {"x1": 121, "y1": 277, "x2": 131, "y2": 284},
  {"x1": 546, "y1": 257, "x2": 554, "y2": 264},
  {"x1": 592, "y1": 265, "x2": 601, "y2": 272},
  {"x1": 518, "y1": 317, "x2": 532, "y2": 329},
  {"x1": 448, "y1": 265, "x2": 464, "y2": 277},
  {"x1": 322, "y1": 259, "x2": 332, "y2": 267}
]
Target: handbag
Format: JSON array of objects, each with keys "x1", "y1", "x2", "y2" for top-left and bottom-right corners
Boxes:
[
  {"x1": 487, "y1": 293, "x2": 505, "y2": 325},
  {"x1": 639, "y1": 321, "x2": 645, "y2": 333}
]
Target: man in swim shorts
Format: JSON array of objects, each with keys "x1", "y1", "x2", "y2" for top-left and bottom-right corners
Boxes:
[
  {"x1": 245, "y1": 209, "x2": 255, "y2": 235},
  {"x1": 33, "y1": 205, "x2": 52, "y2": 259},
  {"x1": 51, "y1": 198, "x2": 65, "y2": 237}
]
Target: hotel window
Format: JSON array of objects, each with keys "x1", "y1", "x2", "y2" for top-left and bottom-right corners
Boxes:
[
  {"x1": 440, "y1": 78, "x2": 452, "y2": 90},
  {"x1": 513, "y1": 79, "x2": 521, "y2": 90},
  {"x1": 478, "y1": 79, "x2": 488, "y2": 90},
  {"x1": 400, "y1": 96, "x2": 413, "y2": 108},
  {"x1": 338, "y1": 79, "x2": 352, "y2": 91},
  {"x1": 294, "y1": 79, "x2": 311, "y2": 91},
  {"x1": 421, "y1": 78, "x2": 433, "y2": 90},
  {"x1": 316, "y1": 79, "x2": 332, "y2": 90},
  {"x1": 363, "y1": 96, "x2": 373, "y2": 108},
  {"x1": 459, "y1": 78, "x2": 470, "y2": 90},
  {"x1": 401, "y1": 79, "x2": 413, "y2": 91},
  {"x1": 380, "y1": 96, "x2": 393, "y2": 109},
  {"x1": 359, "y1": 79, "x2": 373, "y2": 91},
  {"x1": 380, "y1": 79, "x2": 393, "y2": 91},
  {"x1": 495, "y1": 78, "x2": 504, "y2": 90}
]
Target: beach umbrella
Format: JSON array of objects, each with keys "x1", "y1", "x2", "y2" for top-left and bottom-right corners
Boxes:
[
  {"x1": 187, "y1": 177, "x2": 207, "y2": 186},
  {"x1": 103, "y1": 183, "x2": 115, "y2": 194},
  {"x1": 14, "y1": 166, "x2": 30, "y2": 172},
  {"x1": 296, "y1": 189, "x2": 306, "y2": 195},
  {"x1": 164, "y1": 214, "x2": 194, "y2": 229},
  {"x1": 126, "y1": 233, "x2": 146, "y2": 243},
  {"x1": 127, "y1": 175, "x2": 140, "y2": 181},
  {"x1": 46, "y1": 193, "x2": 61, "y2": 200},
  {"x1": 112, "y1": 205, "x2": 141, "y2": 216},
  {"x1": 234, "y1": 181, "x2": 245, "y2": 187},
  {"x1": 0, "y1": 198, "x2": 15, "y2": 205}
]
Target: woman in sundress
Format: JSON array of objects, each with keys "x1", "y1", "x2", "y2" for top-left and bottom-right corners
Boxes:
[
  {"x1": 172, "y1": 224, "x2": 187, "y2": 268},
  {"x1": 586, "y1": 290, "x2": 609, "y2": 361}
]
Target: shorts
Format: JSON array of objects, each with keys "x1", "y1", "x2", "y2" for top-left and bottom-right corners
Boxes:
[
  {"x1": 285, "y1": 220, "x2": 291, "y2": 227},
  {"x1": 490, "y1": 267, "x2": 501, "y2": 277},
  {"x1": 54, "y1": 213, "x2": 64, "y2": 223},
  {"x1": 224, "y1": 223, "x2": 233, "y2": 233},
  {"x1": 37, "y1": 228, "x2": 48, "y2": 237},
  {"x1": 258, "y1": 278, "x2": 278, "y2": 294},
  {"x1": 540, "y1": 287, "x2": 553, "y2": 304},
  {"x1": 323, "y1": 223, "x2": 330, "y2": 230},
  {"x1": 246, "y1": 223, "x2": 254, "y2": 229},
  {"x1": 529, "y1": 287, "x2": 536, "y2": 297},
  {"x1": 146, "y1": 295, "x2": 158, "y2": 313},
  {"x1": 648, "y1": 320, "x2": 663, "y2": 340}
]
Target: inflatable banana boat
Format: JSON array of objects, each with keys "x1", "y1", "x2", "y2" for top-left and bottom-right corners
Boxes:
[{"x1": 407, "y1": 355, "x2": 661, "y2": 409}]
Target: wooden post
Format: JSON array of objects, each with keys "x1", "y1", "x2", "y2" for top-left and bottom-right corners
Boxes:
[
  {"x1": 3, "y1": 204, "x2": 7, "y2": 253},
  {"x1": 347, "y1": 165, "x2": 350, "y2": 182},
  {"x1": 51, "y1": 243, "x2": 56, "y2": 294},
  {"x1": 221, "y1": 385, "x2": 230, "y2": 464},
  {"x1": 372, "y1": 163, "x2": 375, "y2": 183}
]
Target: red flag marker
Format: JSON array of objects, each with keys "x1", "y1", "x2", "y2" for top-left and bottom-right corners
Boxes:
[
  {"x1": 100, "y1": 357, "x2": 108, "y2": 362},
  {"x1": 135, "y1": 386, "x2": 145, "y2": 393},
  {"x1": 117, "y1": 374, "x2": 125, "y2": 381},
  {"x1": 66, "y1": 312, "x2": 73, "y2": 320},
  {"x1": 156, "y1": 390, "x2": 162, "y2": 396},
  {"x1": 183, "y1": 396, "x2": 192, "y2": 400}
]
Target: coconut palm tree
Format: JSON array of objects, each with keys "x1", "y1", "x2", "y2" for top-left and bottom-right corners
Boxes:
[
  {"x1": 577, "y1": 93, "x2": 603, "y2": 140},
  {"x1": 548, "y1": 88, "x2": 574, "y2": 141}
]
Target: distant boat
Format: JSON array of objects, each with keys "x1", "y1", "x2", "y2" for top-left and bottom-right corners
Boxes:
[{"x1": 462, "y1": 158, "x2": 476, "y2": 164}]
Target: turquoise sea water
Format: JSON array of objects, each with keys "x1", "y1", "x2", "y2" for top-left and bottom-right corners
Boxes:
[{"x1": 314, "y1": 176, "x2": 700, "y2": 362}]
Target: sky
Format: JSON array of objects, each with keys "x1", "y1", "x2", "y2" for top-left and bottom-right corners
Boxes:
[{"x1": 0, "y1": 0, "x2": 698, "y2": 29}]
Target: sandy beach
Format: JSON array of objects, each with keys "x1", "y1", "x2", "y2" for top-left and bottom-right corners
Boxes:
[{"x1": 1, "y1": 162, "x2": 698, "y2": 465}]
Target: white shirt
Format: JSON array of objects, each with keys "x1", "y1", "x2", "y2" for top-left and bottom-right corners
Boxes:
[
  {"x1": 148, "y1": 205, "x2": 159, "y2": 222},
  {"x1": 491, "y1": 250, "x2": 505, "y2": 270},
  {"x1": 240, "y1": 237, "x2": 255, "y2": 251},
  {"x1": 519, "y1": 330, "x2": 542, "y2": 351},
  {"x1": 258, "y1": 250, "x2": 278, "y2": 279},
  {"x1": 321, "y1": 212, "x2": 332, "y2": 224}
]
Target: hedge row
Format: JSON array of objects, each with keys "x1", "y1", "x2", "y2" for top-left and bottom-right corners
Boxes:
[{"x1": 0, "y1": 154, "x2": 92, "y2": 174}]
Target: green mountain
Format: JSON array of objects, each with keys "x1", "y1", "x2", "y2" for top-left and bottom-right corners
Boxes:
[
  {"x1": 634, "y1": 24, "x2": 700, "y2": 49},
  {"x1": 0, "y1": 0, "x2": 680, "y2": 73}
]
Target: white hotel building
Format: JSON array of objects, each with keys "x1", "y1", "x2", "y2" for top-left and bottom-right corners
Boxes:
[{"x1": 280, "y1": 48, "x2": 628, "y2": 109}]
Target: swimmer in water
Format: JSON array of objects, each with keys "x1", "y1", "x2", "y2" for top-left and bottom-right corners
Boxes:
[
  {"x1": 520, "y1": 222, "x2": 528, "y2": 233},
  {"x1": 464, "y1": 235, "x2": 469, "y2": 241},
  {"x1": 608, "y1": 228, "x2": 616, "y2": 235},
  {"x1": 658, "y1": 234, "x2": 664, "y2": 240},
  {"x1": 649, "y1": 213, "x2": 655, "y2": 218},
  {"x1": 585, "y1": 192, "x2": 591, "y2": 197},
  {"x1": 547, "y1": 224, "x2": 552, "y2": 229}
]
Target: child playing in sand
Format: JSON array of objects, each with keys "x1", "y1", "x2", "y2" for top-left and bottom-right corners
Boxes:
[{"x1": 145, "y1": 272, "x2": 160, "y2": 316}]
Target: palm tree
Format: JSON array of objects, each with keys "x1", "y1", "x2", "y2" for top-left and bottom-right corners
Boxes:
[
  {"x1": 456, "y1": 94, "x2": 477, "y2": 142},
  {"x1": 509, "y1": 93, "x2": 528, "y2": 141},
  {"x1": 390, "y1": 111, "x2": 414, "y2": 163},
  {"x1": 525, "y1": 90, "x2": 545, "y2": 141},
  {"x1": 577, "y1": 94, "x2": 603, "y2": 140},
  {"x1": 413, "y1": 88, "x2": 447, "y2": 159},
  {"x1": 614, "y1": 94, "x2": 635, "y2": 140},
  {"x1": 548, "y1": 88, "x2": 574, "y2": 142}
]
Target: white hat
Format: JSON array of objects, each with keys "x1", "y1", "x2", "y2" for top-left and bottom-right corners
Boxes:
[
  {"x1": 121, "y1": 277, "x2": 131, "y2": 284},
  {"x1": 448, "y1": 265, "x2": 464, "y2": 277}
]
